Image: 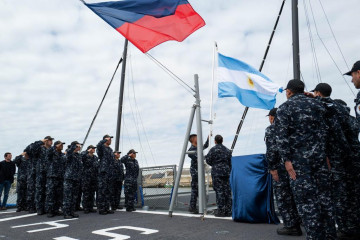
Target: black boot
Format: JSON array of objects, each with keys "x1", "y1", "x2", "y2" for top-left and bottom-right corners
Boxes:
[
  {"x1": 47, "y1": 212, "x2": 55, "y2": 218},
  {"x1": 277, "y1": 226, "x2": 303, "y2": 236},
  {"x1": 188, "y1": 207, "x2": 198, "y2": 214}
]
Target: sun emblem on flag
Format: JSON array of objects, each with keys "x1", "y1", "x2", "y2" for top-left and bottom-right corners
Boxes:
[{"x1": 247, "y1": 76, "x2": 255, "y2": 88}]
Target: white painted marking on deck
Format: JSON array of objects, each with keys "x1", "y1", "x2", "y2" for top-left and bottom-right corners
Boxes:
[
  {"x1": 12, "y1": 219, "x2": 77, "y2": 233},
  {"x1": 0, "y1": 210, "x2": 16, "y2": 214},
  {"x1": 53, "y1": 237, "x2": 79, "y2": 240},
  {"x1": 117, "y1": 209, "x2": 233, "y2": 220},
  {"x1": 92, "y1": 226, "x2": 158, "y2": 240},
  {"x1": 0, "y1": 213, "x2": 37, "y2": 222}
]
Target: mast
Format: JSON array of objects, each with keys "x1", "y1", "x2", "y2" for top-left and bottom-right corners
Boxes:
[
  {"x1": 115, "y1": 39, "x2": 129, "y2": 151},
  {"x1": 292, "y1": 0, "x2": 301, "y2": 79}
]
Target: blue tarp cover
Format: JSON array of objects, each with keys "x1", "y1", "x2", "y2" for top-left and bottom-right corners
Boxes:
[{"x1": 231, "y1": 154, "x2": 279, "y2": 224}]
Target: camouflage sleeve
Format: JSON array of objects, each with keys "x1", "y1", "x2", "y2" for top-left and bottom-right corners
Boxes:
[
  {"x1": 47, "y1": 146, "x2": 55, "y2": 159},
  {"x1": 120, "y1": 155, "x2": 129, "y2": 165},
  {"x1": 13, "y1": 155, "x2": 23, "y2": 167},
  {"x1": 187, "y1": 145, "x2": 197, "y2": 162},
  {"x1": 66, "y1": 144, "x2": 77, "y2": 159},
  {"x1": 276, "y1": 105, "x2": 292, "y2": 163},
  {"x1": 96, "y1": 139, "x2": 107, "y2": 158},
  {"x1": 203, "y1": 137, "x2": 209, "y2": 150},
  {"x1": 205, "y1": 148, "x2": 214, "y2": 166},
  {"x1": 265, "y1": 127, "x2": 280, "y2": 170}
]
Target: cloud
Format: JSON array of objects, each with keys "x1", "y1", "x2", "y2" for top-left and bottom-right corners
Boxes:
[{"x1": 0, "y1": 0, "x2": 359, "y2": 168}]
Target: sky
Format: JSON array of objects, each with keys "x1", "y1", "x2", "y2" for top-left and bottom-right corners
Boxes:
[{"x1": 1, "y1": 0, "x2": 359, "y2": 168}]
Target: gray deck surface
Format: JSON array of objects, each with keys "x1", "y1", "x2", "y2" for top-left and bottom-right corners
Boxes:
[{"x1": 0, "y1": 208, "x2": 306, "y2": 240}]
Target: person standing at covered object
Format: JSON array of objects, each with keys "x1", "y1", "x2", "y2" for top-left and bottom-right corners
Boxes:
[
  {"x1": 265, "y1": 108, "x2": 302, "y2": 236},
  {"x1": 46, "y1": 141, "x2": 66, "y2": 218},
  {"x1": 111, "y1": 151, "x2": 124, "y2": 211},
  {"x1": 120, "y1": 149, "x2": 139, "y2": 212},
  {"x1": 24, "y1": 136, "x2": 53, "y2": 215},
  {"x1": 0, "y1": 153, "x2": 16, "y2": 210},
  {"x1": 205, "y1": 135, "x2": 232, "y2": 217},
  {"x1": 276, "y1": 79, "x2": 336, "y2": 239},
  {"x1": 81, "y1": 145, "x2": 98, "y2": 214},
  {"x1": 96, "y1": 135, "x2": 115, "y2": 215},
  {"x1": 13, "y1": 152, "x2": 28, "y2": 212},
  {"x1": 187, "y1": 134, "x2": 209, "y2": 214},
  {"x1": 63, "y1": 141, "x2": 83, "y2": 219}
]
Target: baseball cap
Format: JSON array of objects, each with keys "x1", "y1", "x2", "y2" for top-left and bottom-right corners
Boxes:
[
  {"x1": 284, "y1": 79, "x2": 305, "y2": 93},
  {"x1": 266, "y1": 108, "x2": 278, "y2": 117},
  {"x1": 103, "y1": 134, "x2": 114, "y2": 140},
  {"x1": 189, "y1": 134, "x2": 197, "y2": 142},
  {"x1": 127, "y1": 149, "x2": 138, "y2": 154},
  {"x1": 71, "y1": 141, "x2": 83, "y2": 146},
  {"x1": 54, "y1": 141, "x2": 65, "y2": 146},
  {"x1": 87, "y1": 145, "x2": 96, "y2": 150},
  {"x1": 311, "y1": 83, "x2": 332, "y2": 97},
  {"x1": 344, "y1": 61, "x2": 360, "y2": 76},
  {"x1": 44, "y1": 136, "x2": 54, "y2": 140},
  {"x1": 114, "y1": 151, "x2": 122, "y2": 154}
]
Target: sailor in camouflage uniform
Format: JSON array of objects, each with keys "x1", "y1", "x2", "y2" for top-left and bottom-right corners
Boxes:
[
  {"x1": 63, "y1": 141, "x2": 83, "y2": 219},
  {"x1": 121, "y1": 149, "x2": 139, "y2": 212},
  {"x1": 276, "y1": 79, "x2": 336, "y2": 239},
  {"x1": 265, "y1": 108, "x2": 302, "y2": 236},
  {"x1": 24, "y1": 143, "x2": 36, "y2": 213},
  {"x1": 187, "y1": 134, "x2": 209, "y2": 213},
  {"x1": 96, "y1": 135, "x2": 115, "y2": 215},
  {"x1": 14, "y1": 153, "x2": 28, "y2": 212},
  {"x1": 81, "y1": 145, "x2": 98, "y2": 214},
  {"x1": 111, "y1": 151, "x2": 124, "y2": 210},
  {"x1": 25, "y1": 136, "x2": 53, "y2": 215},
  {"x1": 46, "y1": 141, "x2": 65, "y2": 218},
  {"x1": 205, "y1": 135, "x2": 232, "y2": 217}
]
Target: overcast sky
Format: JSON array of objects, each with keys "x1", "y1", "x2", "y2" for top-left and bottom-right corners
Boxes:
[{"x1": 1, "y1": 0, "x2": 359, "y2": 168}]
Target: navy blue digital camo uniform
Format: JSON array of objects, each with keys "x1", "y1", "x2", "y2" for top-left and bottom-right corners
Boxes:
[
  {"x1": 111, "y1": 157, "x2": 124, "y2": 210},
  {"x1": 96, "y1": 139, "x2": 114, "y2": 213},
  {"x1": 46, "y1": 146, "x2": 65, "y2": 215},
  {"x1": 24, "y1": 144, "x2": 36, "y2": 212},
  {"x1": 276, "y1": 93, "x2": 336, "y2": 239},
  {"x1": 205, "y1": 143, "x2": 232, "y2": 215},
  {"x1": 120, "y1": 155, "x2": 139, "y2": 211},
  {"x1": 81, "y1": 151, "x2": 98, "y2": 212},
  {"x1": 265, "y1": 123, "x2": 301, "y2": 229},
  {"x1": 63, "y1": 144, "x2": 83, "y2": 217},
  {"x1": 187, "y1": 138, "x2": 208, "y2": 210},
  {"x1": 14, "y1": 155, "x2": 28, "y2": 211}
]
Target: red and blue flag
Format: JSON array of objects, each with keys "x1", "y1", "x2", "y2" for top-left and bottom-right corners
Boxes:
[{"x1": 84, "y1": 0, "x2": 205, "y2": 53}]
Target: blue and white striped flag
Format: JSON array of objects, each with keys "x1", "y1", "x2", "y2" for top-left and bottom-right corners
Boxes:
[{"x1": 217, "y1": 53, "x2": 280, "y2": 110}]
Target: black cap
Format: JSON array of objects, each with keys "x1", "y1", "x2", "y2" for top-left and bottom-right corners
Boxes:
[
  {"x1": 54, "y1": 141, "x2": 65, "y2": 146},
  {"x1": 285, "y1": 79, "x2": 305, "y2": 93},
  {"x1": 311, "y1": 83, "x2": 332, "y2": 97},
  {"x1": 189, "y1": 134, "x2": 197, "y2": 142},
  {"x1": 87, "y1": 145, "x2": 96, "y2": 150},
  {"x1": 114, "y1": 151, "x2": 122, "y2": 154},
  {"x1": 44, "y1": 136, "x2": 54, "y2": 140},
  {"x1": 103, "y1": 134, "x2": 114, "y2": 140},
  {"x1": 127, "y1": 149, "x2": 138, "y2": 154},
  {"x1": 344, "y1": 61, "x2": 360, "y2": 76},
  {"x1": 266, "y1": 108, "x2": 278, "y2": 117},
  {"x1": 71, "y1": 141, "x2": 83, "y2": 146}
]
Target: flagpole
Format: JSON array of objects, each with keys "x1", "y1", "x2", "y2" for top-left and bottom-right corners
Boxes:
[
  {"x1": 230, "y1": 0, "x2": 286, "y2": 152},
  {"x1": 115, "y1": 39, "x2": 129, "y2": 151}
]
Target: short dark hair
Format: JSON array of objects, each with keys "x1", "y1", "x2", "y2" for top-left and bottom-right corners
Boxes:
[
  {"x1": 214, "y1": 135, "x2": 223, "y2": 144},
  {"x1": 4, "y1": 152, "x2": 11, "y2": 158}
]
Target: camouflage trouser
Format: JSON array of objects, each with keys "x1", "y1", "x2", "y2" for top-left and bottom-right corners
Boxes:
[
  {"x1": 190, "y1": 172, "x2": 198, "y2": 209},
  {"x1": 35, "y1": 171, "x2": 47, "y2": 212},
  {"x1": 272, "y1": 168, "x2": 301, "y2": 228},
  {"x1": 124, "y1": 179, "x2": 137, "y2": 209},
  {"x1": 212, "y1": 176, "x2": 232, "y2": 214},
  {"x1": 26, "y1": 172, "x2": 36, "y2": 210},
  {"x1": 82, "y1": 177, "x2": 97, "y2": 211},
  {"x1": 345, "y1": 155, "x2": 360, "y2": 231},
  {"x1": 46, "y1": 177, "x2": 63, "y2": 213},
  {"x1": 110, "y1": 180, "x2": 123, "y2": 209},
  {"x1": 76, "y1": 180, "x2": 82, "y2": 209},
  {"x1": 97, "y1": 172, "x2": 111, "y2": 212},
  {"x1": 290, "y1": 158, "x2": 336, "y2": 240},
  {"x1": 63, "y1": 179, "x2": 79, "y2": 216},
  {"x1": 16, "y1": 179, "x2": 27, "y2": 210}
]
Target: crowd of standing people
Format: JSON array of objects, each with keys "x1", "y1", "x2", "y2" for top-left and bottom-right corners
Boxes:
[
  {"x1": 265, "y1": 61, "x2": 360, "y2": 240},
  {"x1": 0, "y1": 134, "x2": 140, "y2": 219}
]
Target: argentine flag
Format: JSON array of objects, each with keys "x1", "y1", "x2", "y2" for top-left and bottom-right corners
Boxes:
[{"x1": 217, "y1": 53, "x2": 280, "y2": 110}]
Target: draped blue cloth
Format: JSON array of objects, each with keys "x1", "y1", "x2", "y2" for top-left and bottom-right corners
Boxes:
[{"x1": 230, "y1": 154, "x2": 279, "y2": 223}]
